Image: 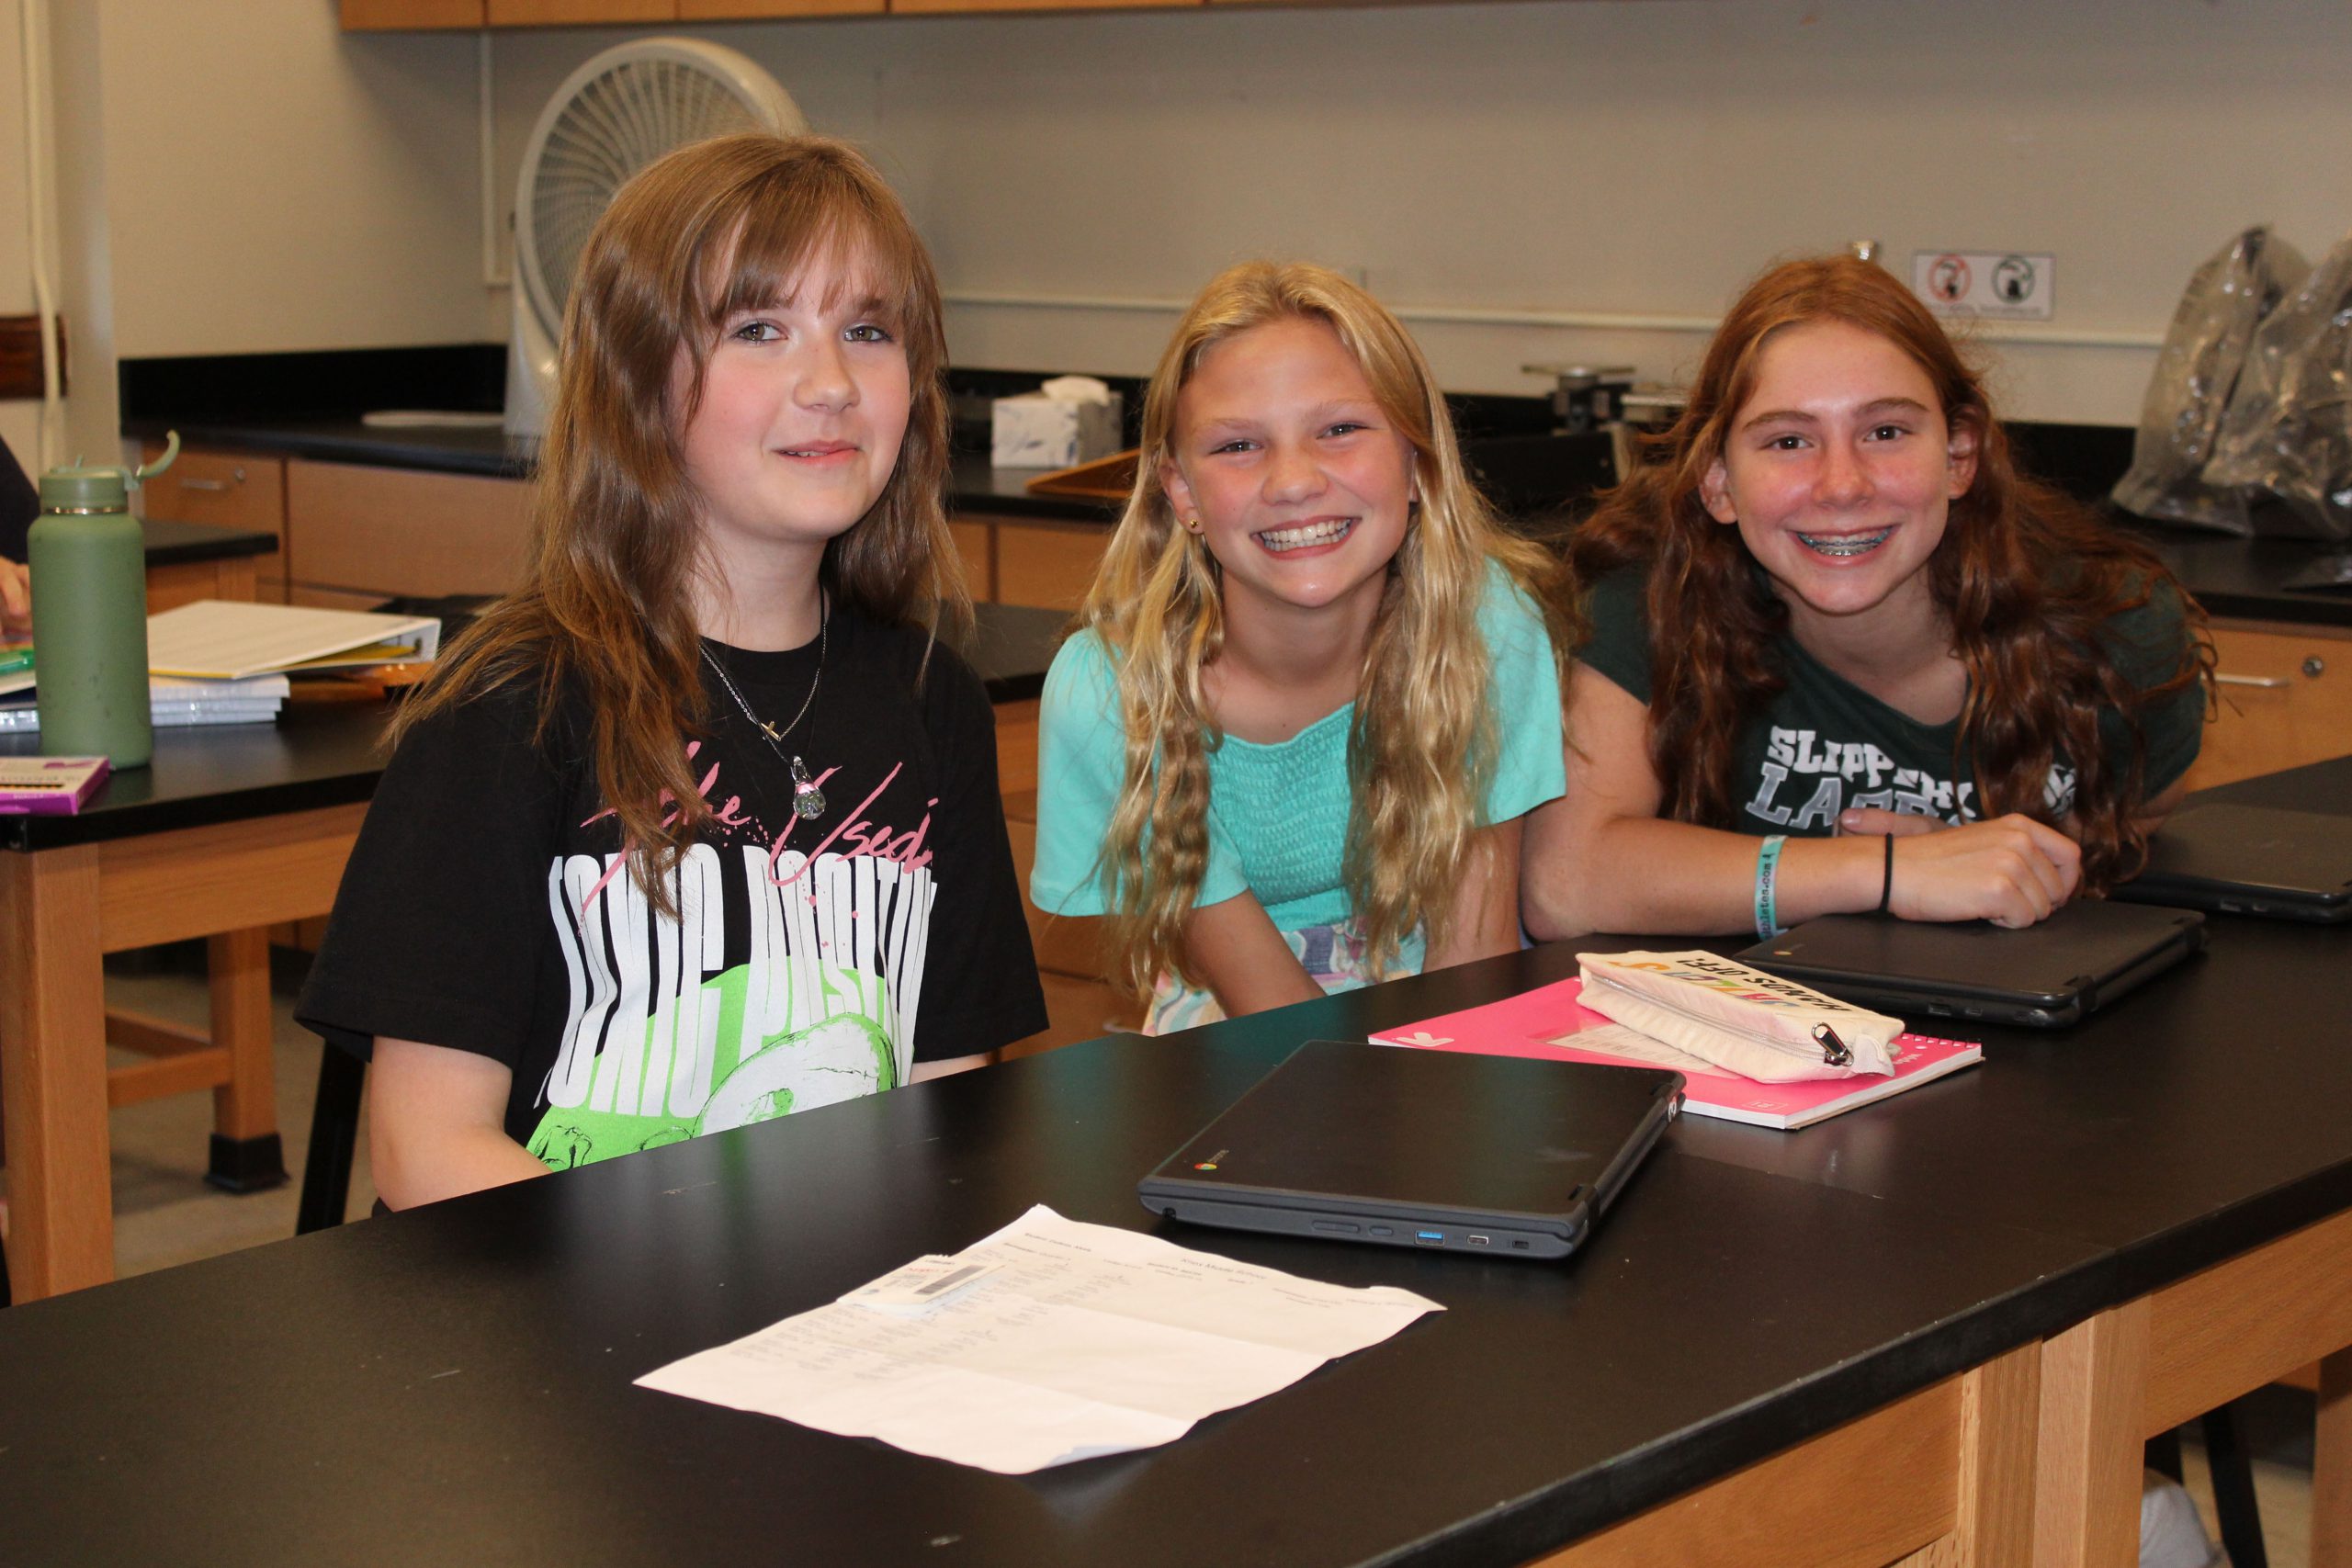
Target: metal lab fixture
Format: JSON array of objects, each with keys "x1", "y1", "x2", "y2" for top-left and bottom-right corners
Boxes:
[{"x1": 1522, "y1": 364, "x2": 1637, "y2": 434}]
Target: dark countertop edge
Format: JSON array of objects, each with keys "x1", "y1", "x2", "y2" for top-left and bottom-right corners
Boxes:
[
  {"x1": 2183, "y1": 583, "x2": 2352, "y2": 631},
  {"x1": 0, "y1": 771, "x2": 381, "y2": 852},
  {"x1": 981, "y1": 671, "x2": 1045, "y2": 705},
  {"x1": 127, "y1": 416, "x2": 1119, "y2": 523},
  {"x1": 141, "y1": 519, "x2": 279, "y2": 564},
  {"x1": 124, "y1": 418, "x2": 532, "y2": 480}
]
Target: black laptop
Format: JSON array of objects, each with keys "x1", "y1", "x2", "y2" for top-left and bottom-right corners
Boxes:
[
  {"x1": 2111, "y1": 803, "x2": 2352, "y2": 923},
  {"x1": 1137, "y1": 1041, "x2": 1681, "y2": 1261},
  {"x1": 1736, "y1": 899, "x2": 2207, "y2": 1029}
]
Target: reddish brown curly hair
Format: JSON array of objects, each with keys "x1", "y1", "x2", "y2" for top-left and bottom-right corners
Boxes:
[{"x1": 1572, "y1": 255, "x2": 2212, "y2": 891}]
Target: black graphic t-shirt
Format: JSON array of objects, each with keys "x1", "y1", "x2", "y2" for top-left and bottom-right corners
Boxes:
[
  {"x1": 297, "y1": 607, "x2": 1046, "y2": 1171},
  {"x1": 1579, "y1": 565, "x2": 2204, "y2": 833}
]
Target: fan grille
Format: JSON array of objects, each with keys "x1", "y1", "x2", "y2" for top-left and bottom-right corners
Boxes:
[{"x1": 526, "y1": 59, "x2": 772, "y2": 337}]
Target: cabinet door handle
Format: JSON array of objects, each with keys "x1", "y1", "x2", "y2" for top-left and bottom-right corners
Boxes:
[
  {"x1": 2215, "y1": 672, "x2": 2291, "y2": 689},
  {"x1": 180, "y1": 477, "x2": 233, "y2": 492}
]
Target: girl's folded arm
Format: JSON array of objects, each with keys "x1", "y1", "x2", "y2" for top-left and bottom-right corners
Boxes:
[
  {"x1": 1527, "y1": 666, "x2": 2086, "y2": 938},
  {"x1": 368, "y1": 1037, "x2": 550, "y2": 1212},
  {"x1": 1184, "y1": 891, "x2": 1325, "y2": 1018},
  {"x1": 1522, "y1": 663, "x2": 1883, "y2": 939}
]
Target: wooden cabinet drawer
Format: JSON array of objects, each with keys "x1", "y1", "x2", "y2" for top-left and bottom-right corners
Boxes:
[
  {"x1": 140, "y1": 446, "x2": 285, "y2": 548},
  {"x1": 994, "y1": 697, "x2": 1038, "y2": 798},
  {"x1": 994, "y1": 519, "x2": 1110, "y2": 611},
  {"x1": 286, "y1": 459, "x2": 532, "y2": 598},
  {"x1": 288, "y1": 584, "x2": 394, "y2": 612},
  {"x1": 485, "y1": 0, "x2": 672, "y2": 21},
  {"x1": 2185, "y1": 621, "x2": 2352, "y2": 791},
  {"x1": 683, "y1": 0, "x2": 879, "y2": 15},
  {"x1": 949, "y1": 520, "x2": 993, "y2": 603},
  {"x1": 340, "y1": 0, "x2": 485, "y2": 25}
]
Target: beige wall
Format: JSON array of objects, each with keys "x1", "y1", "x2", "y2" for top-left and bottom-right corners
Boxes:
[
  {"x1": 13, "y1": 0, "x2": 2351, "y2": 451},
  {"x1": 488, "y1": 0, "x2": 2352, "y2": 423},
  {"x1": 0, "y1": 3, "x2": 40, "y2": 468},
  {"x1": 93, "y1": 3, "x2": 483, "y2": 358},
  {"x1": 21, "y1": 0, "x2": 485, "y2": 458}
]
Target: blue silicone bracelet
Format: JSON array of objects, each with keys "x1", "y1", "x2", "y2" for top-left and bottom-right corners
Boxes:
[{"x1": 1754, "y1": 834, "x2": 1790, "y2": 941}]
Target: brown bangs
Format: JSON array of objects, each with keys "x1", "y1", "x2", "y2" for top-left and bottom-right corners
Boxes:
[{"x1": 698, "y1": 165, "x2": 938, "y2": 367}]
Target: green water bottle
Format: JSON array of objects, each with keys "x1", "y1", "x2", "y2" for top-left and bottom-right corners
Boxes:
[{"x1": 28, "y1": 432, "x2": 178, "y2": 769}]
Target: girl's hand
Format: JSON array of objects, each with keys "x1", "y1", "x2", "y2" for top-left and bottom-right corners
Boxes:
[
  {"x1": 0, "y1": 558, "x2": 30, "y2": 639},
  {"x1": 1839, "y1": 808, "x2": 2081, "y2": 928}
]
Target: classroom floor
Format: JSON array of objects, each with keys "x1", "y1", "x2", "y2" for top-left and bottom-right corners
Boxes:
[
  {"x1": 59, "y1": 952, "x2": 2324, "y2": 1566},
  {"x1": 103, "y1": 950, "x2": 379, "y2": 1278}
]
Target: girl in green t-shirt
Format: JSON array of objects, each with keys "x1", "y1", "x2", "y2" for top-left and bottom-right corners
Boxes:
[
  {"x1": 1031, "y1": 263, "x2": 1574, "y2": 1031},
  {"x1": 1524, "y1": 255, "x2": 2212, "y2": 942}
]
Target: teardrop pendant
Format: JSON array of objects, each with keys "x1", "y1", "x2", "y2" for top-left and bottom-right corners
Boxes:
[{"x1": 790, "y1": 754, "x2": 826, "y2": 820}]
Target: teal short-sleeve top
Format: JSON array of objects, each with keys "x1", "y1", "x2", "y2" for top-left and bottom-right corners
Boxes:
[{"x1": 1029, "y1": 559, "x2": 1566, "y2": 935}]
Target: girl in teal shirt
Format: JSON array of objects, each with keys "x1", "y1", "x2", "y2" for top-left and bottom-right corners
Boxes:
[{"x1": 1030, "y1": 262, "x2": 1573, "y2": 1033}]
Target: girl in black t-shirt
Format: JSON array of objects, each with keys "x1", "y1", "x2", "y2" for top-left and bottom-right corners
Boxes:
[
  {"x1": 1523, "y1": 255, "x2": 2212, "y2": 942},
  {"x1": 298, "y1": 135, "x2": 1043, "y2": 1209}
]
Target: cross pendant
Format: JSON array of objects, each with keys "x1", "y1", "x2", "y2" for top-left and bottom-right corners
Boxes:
[{"x1": 759, "y1": 720, "x2": 782, "y2": 741}]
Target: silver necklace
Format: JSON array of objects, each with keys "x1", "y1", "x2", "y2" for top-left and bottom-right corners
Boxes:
[{"x1": 700, "y1": 605, "x2": 829, "y2": 821}]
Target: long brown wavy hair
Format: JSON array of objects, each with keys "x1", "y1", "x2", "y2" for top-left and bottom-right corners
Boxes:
[
  {"x1": 1081, "y1": 262, "x2": 1577, "y2": 998},
  {"x1": 394, "y1": 133, "x2": 967, "y2": 912},
  {"x1": 1573, "y1": 254, "x2": 2211, "y2": 890}
]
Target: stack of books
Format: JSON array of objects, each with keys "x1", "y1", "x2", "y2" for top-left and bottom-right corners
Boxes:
[
  {"x1": 0, "y1": 673, "x2": 291, "y2": 735},
  {"x1": 0, "y1": 600, "x2": 442, "y2": 735}
]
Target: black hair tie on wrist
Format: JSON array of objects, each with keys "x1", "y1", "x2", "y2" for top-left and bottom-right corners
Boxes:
[{"x1": 1878, "y1": 833, "x2": 1895, "y2": 915}]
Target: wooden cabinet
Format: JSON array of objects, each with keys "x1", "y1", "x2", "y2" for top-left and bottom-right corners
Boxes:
[
  {"x1": 680, "y1": 0, "x2": 880, "y2": 15},
  {"x1": 339, "y1": 0, "x2": 487, "y2": 26},
  {"x1": 2182, "y1": 620, "x2": 2352, "y2": 791},
  {"x1": 948, "y1": 520, "x2": 993, "y2": 603},
  {"x1": 284, "y1": 459, "x2": 533, "y2": 601},
  {"x1": 139, "y1": 443, "x2": 286, "y2": 603},
  {"x1": 991, "y1": 517, "x2": 1111, "y2": 611},
  {"x1": 486, "y1": 0, "x2": 674, "y2": 21},
  {"x1": 892, "y1": 0, "x2": 1186, "y2": 12},
  {"x1": 994, "y1": 704, "x2": 1141, "y2": 1058},
  {"x1": 343, "y1": 0, "x2": 1191, "y2": 23}
]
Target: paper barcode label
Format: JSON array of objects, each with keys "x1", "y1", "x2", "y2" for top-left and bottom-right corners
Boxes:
[{"x1": 840, "y1": 1256, "x2": 1006, "y2": 1315}]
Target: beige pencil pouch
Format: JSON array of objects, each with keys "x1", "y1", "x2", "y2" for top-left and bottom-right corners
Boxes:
[{"x1": 1576, "y1": 951, "x2": 1904, "y2": 1083}]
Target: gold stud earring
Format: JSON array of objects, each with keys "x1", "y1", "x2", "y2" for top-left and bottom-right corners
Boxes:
[{"x1": 1183, "y1": 518, "x2": 1204, "y2": 535}]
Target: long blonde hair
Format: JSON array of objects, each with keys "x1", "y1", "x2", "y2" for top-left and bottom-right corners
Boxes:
[
  {"x1": 1081, "y1": 261, "x2": 1576, "y2": 997},
  {"x1": 395, "y1": 133, "x2": 967, "y2": 914}
]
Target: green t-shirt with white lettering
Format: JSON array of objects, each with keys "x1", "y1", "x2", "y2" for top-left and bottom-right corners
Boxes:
[{"x1": 1578, "y1": 565, "x2": 2202, "y2": 832}]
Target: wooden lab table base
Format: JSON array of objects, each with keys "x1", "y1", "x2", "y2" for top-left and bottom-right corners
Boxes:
[
  {"x1": 2034, "y1": 1204, "x2": 2352, "y2": 1568},
  {"x1": 0, "y1": 801, "x2": 366, "y2": 1302},
  {"x1": 1530, "y1": 1344, "x2": 2042, "y2": 1568}
]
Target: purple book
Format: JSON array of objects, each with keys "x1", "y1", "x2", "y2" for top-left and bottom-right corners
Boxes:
[{"x1": 0, "y1": 756, "x2": 111, "y2": 814}]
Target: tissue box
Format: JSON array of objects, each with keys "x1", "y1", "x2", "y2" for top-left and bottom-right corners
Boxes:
[{"x1": 992, "y1": 386, "x2": 1124, "y2": 469}]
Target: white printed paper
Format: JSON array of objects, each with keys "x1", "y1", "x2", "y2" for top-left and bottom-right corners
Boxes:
[{"x1": 636, "y1": 1205, "x2": 1442, "y2": 1472}]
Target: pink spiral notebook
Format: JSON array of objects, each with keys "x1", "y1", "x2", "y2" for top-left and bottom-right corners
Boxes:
[{"x1": 1370, "y1": 976, "x2": 1981, "y2": 1131}]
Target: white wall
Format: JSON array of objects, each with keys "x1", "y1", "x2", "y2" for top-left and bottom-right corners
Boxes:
[
  {"x1": 0, "y1": 3, "x2": 42, "y2": 468},
  {"x1": 487, "y1": 0, "x2": 2352, "y2": 423},
  {"x1": 25, "y1": 0, "x2": 485, "y2": 458},
  {"x1": 95, "y1": 4, "x2": 484, "y2": 358},
  {"x1": 14, "y1": 0, "x2": 2348, "y2": 452}
]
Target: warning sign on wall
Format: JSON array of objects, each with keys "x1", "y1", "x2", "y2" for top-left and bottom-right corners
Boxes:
[{"x1": 1911, "y1": 251, "x2": 2056, "y2": 321}]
